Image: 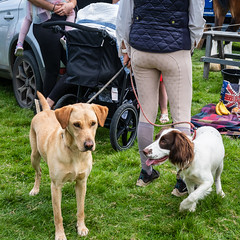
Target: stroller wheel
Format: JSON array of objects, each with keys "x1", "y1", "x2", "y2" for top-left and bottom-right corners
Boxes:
[
  {"x1": 110, "y1": 103, "x2": 138, "y2": 151},
  {"x1": 54, "y1": 94, "x2": 77, "y2": 109}
]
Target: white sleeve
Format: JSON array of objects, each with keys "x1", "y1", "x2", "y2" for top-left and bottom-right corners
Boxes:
[
  {"x1": 116, "y1": 0, "x2": 134, "y2": 57},
  {"x1": 188, "y1": 0, "x2": 206, "y2": 50}
]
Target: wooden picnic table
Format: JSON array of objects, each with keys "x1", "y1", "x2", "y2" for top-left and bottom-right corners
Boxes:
[{"x1": 200, "y1": 30, "x2": 240, "y2": 79}]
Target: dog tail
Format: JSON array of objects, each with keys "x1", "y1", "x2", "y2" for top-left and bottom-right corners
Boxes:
[{"x1": 36, "y1": 91, "x2": 50, "y2": 112}]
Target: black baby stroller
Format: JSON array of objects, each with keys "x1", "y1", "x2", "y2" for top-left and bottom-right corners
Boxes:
[{"x1": 43, "y1": 21, "x2": 139, "y2": 151}]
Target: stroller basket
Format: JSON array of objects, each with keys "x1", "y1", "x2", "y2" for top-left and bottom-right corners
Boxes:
[
  {"x1": 42, "y1": 21, "x2": 124, "y2": 88},
  {"x1": 66, "y1": 25, "x2": 123, "y2": 88}
]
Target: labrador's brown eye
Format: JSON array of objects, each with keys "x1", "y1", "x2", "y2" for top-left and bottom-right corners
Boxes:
[
  {"x1": 91, "y1": 121, "x2": 96, "y2": 127},
  {"x1": 74, "y1": 122, "x2": 81, "y2": 128}
]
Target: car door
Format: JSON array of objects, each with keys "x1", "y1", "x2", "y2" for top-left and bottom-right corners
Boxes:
[{"x1": 0, "y1": 0, "x2": 22, "y2": 72}]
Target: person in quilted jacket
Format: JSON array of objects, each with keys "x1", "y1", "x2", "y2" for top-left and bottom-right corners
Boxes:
[{"x1": 116, "y1": 0, "x2": 205, "y2": 195}]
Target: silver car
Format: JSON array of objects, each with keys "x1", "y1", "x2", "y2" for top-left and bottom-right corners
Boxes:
[{"x1": 0, "y1": 0, "x2": 44, "y2": 108}]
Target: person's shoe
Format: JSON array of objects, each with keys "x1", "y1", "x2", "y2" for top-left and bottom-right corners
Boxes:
[
  {"x1": 136, "y1": 169, "x2": 160, "y2": 187},
  {"x1": 171, "y1": 178, "x2": 188, "y2": 197},
  {"x1": 60, "y1": 36, "x2": 66, "y2": 50},
  {"x1": 159, "y1": 113, "x2": 169, "y2": 123},
  {"x1": 14, "y1": 43, "x2": 24, "y2": 56}
]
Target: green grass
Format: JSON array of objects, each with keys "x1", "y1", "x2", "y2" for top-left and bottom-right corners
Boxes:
[{"x1": 0, "y1": 48, "x2": 240, "y2": 240}]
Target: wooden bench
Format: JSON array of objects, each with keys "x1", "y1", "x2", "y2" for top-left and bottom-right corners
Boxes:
[{"x1": 200, "y1": 30, "x2": 240, "y2": 79}]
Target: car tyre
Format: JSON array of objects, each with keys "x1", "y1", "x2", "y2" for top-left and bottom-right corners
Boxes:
[{"x1": 12, "y1": 50, "x2": 42, "y2": 109}]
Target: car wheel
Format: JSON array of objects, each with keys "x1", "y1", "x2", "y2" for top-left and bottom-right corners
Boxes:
[{"x1": 12, "y1": 50, "x2": 42, "y2": 109}]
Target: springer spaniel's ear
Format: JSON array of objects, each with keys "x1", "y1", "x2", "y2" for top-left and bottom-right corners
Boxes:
[{"x1": 169, "y1": 131, "x2": 194, "y2": 168}]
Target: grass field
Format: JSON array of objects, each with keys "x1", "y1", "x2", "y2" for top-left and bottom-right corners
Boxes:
[{"x1": 0, "y1": 48, "x2": 239, "y2": 240}]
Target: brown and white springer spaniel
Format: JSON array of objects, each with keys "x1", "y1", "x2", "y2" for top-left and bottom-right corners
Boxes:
[{"x1": 143, "y1": 126, "x2": 225, "y2": 212}]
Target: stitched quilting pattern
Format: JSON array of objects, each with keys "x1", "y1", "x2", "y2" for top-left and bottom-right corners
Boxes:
[{"x1": 130, "y1": 0, "x2": 191, "y2": 53}]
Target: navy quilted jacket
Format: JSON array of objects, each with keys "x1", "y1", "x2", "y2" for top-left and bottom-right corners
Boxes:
[{"x1": 129, "y1": 0, "x2": 191, "y2": 53}]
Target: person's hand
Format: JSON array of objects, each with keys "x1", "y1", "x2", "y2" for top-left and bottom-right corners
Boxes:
[
  {"x1": 54, "y1": 2, "x2": 74, "y2": 16},
  {"x1": 54, "y1": 4, "x2": 64, "y2": 16},
  {"x1": 123, "y1": 53, "x2": 131, "y2": 68}
]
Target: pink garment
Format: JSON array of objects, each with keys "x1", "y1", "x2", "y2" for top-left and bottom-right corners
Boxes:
[
  {"x1": 26, "y1": 1, "x2": 50, "y2": 23},
  {"x1": 26, "y1": 0, "x2": 75, "y2": 25},
  {"x1": 17, "y1": 17, "x2": 32, "y2": 45}
]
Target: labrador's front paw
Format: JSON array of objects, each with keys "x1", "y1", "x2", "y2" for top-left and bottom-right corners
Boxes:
[
  {"x1": 77, "y1": 223, "x2": 89, "y2": 236},
  {"x1": 29, "y1": 187, "x2": 39, "y2": 196},
  {"x1": 55, "y1": 232, "x2": 67, "y2": 240}
]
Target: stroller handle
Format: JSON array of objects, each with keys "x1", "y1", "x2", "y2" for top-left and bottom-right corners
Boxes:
[{"x1": 42, "y1": 21, "x2": 109, "y2": 34}]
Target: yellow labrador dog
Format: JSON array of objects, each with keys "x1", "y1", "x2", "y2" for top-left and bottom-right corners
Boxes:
[{"x1": 29, "y1": 92, "x2": 108, "y2": 240}]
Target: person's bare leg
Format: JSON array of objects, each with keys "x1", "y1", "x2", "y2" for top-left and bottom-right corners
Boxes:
[
  {"x1": 159, "y1": 82, "x2": 169, "y2": 123},
  {"x1": 159, "y1": 82, "x2": 168, "y2": 114},
  {"x1": 47, "y1": 97, "x2": 54, "y2": 109}
]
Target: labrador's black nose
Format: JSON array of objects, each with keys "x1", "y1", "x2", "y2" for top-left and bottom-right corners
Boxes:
[{"x1": 84, "y1": 140, "x2": 94, "y2": 151}]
